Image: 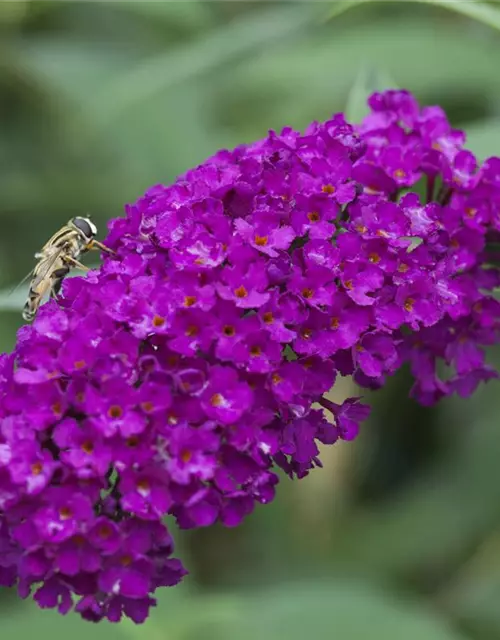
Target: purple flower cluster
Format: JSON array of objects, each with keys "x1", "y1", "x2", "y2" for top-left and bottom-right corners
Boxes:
[{"x1": 1, "y1": 89, "x2": 499, "y2": 622}]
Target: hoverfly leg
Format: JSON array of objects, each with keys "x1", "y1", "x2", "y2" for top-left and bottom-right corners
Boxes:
[
  {"x1": 64, "y1": 257, "x2": 91, "y2": 271},
  {"x1": 88, "y1": 239, "x2": 116, "y2": 255},
  {"x1": 50, "y1": 279, "x2": 63, "y2": 299},
  {"x1": 50, "y1": 266, "x2": 70, "y2": 299}
]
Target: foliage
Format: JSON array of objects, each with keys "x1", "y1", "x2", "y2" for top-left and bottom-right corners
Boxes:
[{"x1": 1, "y1": 1, "x2": 500, "y2": 638}]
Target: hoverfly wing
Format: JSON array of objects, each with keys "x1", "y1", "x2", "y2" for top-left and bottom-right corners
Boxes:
[
  {"x1": 29, "y1": 246, "x2": 67, "y2": 290},
  {"x1": 11, "y1": 243, "x2": 66, "y2": 299},
  {"x1": 9, "y1": 268, "x2": 36, "y2": 296}
]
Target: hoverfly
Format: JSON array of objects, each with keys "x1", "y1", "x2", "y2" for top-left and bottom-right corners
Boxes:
[{"x1": 22, "y1": 216, "x2": 113, "y2": 322}]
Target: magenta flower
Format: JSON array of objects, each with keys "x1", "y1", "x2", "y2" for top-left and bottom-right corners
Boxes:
[
  {"x1": 216, "y1": 259, "x2": 271, "y2": 308},
  {"x1": 234, "y1": 216, "x2": 295, "y2": 257},
  {"x1": 0, "y1": 88, "x2": 498, "y2": 623},
  {"x1": 201, "y1": 365, "x2": 254, "y2": 424}
]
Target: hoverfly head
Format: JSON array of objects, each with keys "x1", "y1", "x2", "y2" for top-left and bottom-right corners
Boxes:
[{"x1": 71, "y1": 216, "x2": 97, "y2": 242}]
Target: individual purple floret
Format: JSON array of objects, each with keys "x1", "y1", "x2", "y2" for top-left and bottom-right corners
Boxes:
[{"x1": 0, "y1": 89, "x2": 499, "y2": 623}]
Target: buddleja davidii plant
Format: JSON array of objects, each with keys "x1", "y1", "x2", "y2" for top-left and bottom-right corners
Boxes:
[{"x1": 0, "y1": 89, "x2": 498, "y2": 623}]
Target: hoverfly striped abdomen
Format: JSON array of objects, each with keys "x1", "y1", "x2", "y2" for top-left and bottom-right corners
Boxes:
[{"x1": 21, "y1": 216, "x2": 113, "y2": 322}]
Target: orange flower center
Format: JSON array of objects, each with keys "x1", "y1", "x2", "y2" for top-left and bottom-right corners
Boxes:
[
  {"x1": 81, "y1": 441, "x2": 94, "y2": 454},
  {"x1": 59, "y1": 506, "x2": 73, "y2": 521},
  {"x1": 234, "y1": 285, "x2": 248, "y2": 299},
  {"x1": 108, "y1": 405, "x2": 123, "y2": 419},
  {"x1": 31, "y1": 462, "x2": 43, "y2": 476},
  {"x1": 254, "y1": 235, "x2": 268, "y2": 247},
  {"x1": 137, "y1": 479, "x2": 150, "y2": 492},
  {"x1": 322, "y1": 184, "x2": 336, "y2": 194},
  {"x1": 51, "y1": 402, "x2": 62, "y2": 416},
  {"x1": 126, "y1": 436, "x2": 139, "y2": 448},
  {"x1": 98, "y1": 525, "x2": 112, "y2": 539},
  {"x1": 152, "y1": 315, "x2": 165, "y2": 328},
  {"x1": 210, "y1": 393, "x2": 223, "y2": 407},
  {"x1": 186, "y1": 325, "x2": 198, "y2": 337},
  {"x1": 404, "y1": 297, "x2": 415, "y2": 312}
]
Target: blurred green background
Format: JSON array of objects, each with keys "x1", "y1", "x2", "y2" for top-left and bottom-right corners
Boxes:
[{"x1": 2, "y1": 1, "x2": 500, "y2": 638}]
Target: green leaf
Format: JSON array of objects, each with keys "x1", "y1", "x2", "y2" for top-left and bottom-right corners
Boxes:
[
  {"x1": 216, "y1": 13, "x2": 500, "y2": 141},
  {"x1": 17, "y1": 40, "x2": 139, "y2": 103},
  {"x1": 423, "y1": 0, "x2": 500, "y2": 32},
  {"x1": 94, "y1": 83, "x2": 222, "y2": 192},
  {"x1": 324, "y1": 0, "x2": 362, "y2": 22},
  {"x1": 328, "y1": 381, "x2": 500, "y2": 581},
  {"x1": 464, "y1": 118, "x2": 500, "y2": 160},
  {"x1": 0, "y1": 599, "x2": 124, "y2": 639},
  {"x1": 345, "y1": 66, "x2": 398, "y2": 123},
  {"x1": 208, "y1": 581, "x2": 466, "y2": 640},
  {"x1": 118, "y1": 0, "x2": 214, "y2": 32},
  {"x1": 145, "y1": 591, "x2": 241, "y2": 640},
  {"x1": 326, "y1": 1, "x2": 500, "y2": 34},
  {"x1": 439, "y1": 533, "x2": 500, "y2": 639},
  {"x1": 90, "y1": 3, "x2": 321, "y2": 125},
  {"x1": 0, "y1": 288, "x2": 27, "y2": 313},
  {"x1": 0, "y1": 0, "x2": 28, "y2": 24}
]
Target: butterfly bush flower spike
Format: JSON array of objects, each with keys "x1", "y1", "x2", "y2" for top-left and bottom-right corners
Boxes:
[{"x1": 0, "y1": 89, "x2": 499, "y2": 623}]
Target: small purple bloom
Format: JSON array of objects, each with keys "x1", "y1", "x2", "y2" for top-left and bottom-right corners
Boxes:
[
  {"x1": 33, "y1": 489, "x2": 94, "y2": 543},
  {"x1": 216, "y1": 249, "x2": 271, "y2": 309},
  {"x1": 55, "y1": 535, "x2": 102, "y2": 576},
  {"x1": 320, "y1": 397, "x2": 371, "y2": 441},
  {"x1": 120, "y1": 469, "x2": 172, "y2": 520},
  {"x1": 99, "y1": 554, "x2": 153, "y2": 599},
  {"x1": 201, "y1": 366, "x2": 253, "y2": 424},
  {"x1": 354, "y1": 332, "x2": 401, "y2": 379},
  {"x1": 34, "y1": 577, "x2": 73, "y2": 614},
  {"x1": 54, "y1": 419, "x2": 111, "y2": 479},
  {"x1": 8, "y1": 446, "x2": 57, "y2": 495},
  {"x1": 291, "y1": 194, "x2": 338, "y2": 239},
  {"x1": 234, "y1": 217, "x2": 295, "y2": 257},
  {"x1": 166, "y1": 424, "x2": 218, "y2": 484},
  {"x1": 341, "y1": 262, "x2": 384, "y2": 306}
]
